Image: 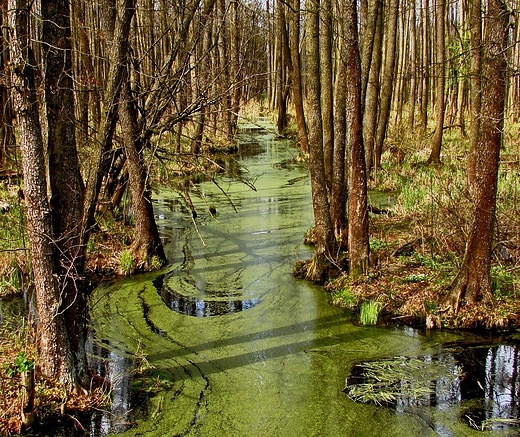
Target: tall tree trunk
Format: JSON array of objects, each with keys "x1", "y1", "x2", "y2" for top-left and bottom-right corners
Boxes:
[
  {"x1": 363, "y1": 0, "x2": 382, "y2": 174},
  {"x1": 82, "y1": 0, "x2": 136, "y2": 243},
  {"x1": 320, "y1": 0, "x2": 334, "y2": 188},
  {"x1": 467, "y1": 0, "x2": 482, "y2": 190},
  {"x1": 42, "y1": 0, "x2": 90, "y2": 389},
  {"x1": 360, "y1": 0, "x2": 380, "y2": 108},
  {"x1": 276, "y1": 0, "x2": 289, "y2": 134},
  {"x1": 420, "y1": 0, "x2": 430, "y2": 130},
  {"x1": 331, "y1": 23, "x2": 347, "y2": 250},
  {"x1": 427, "y1": 0, "x2": 446, "y2": 164},
  {"x1": 373, "y1": 0, "x2": 399, "y2": 173},
  {"x1": 8, "y1": 0, "x2": 78, "y2": 390},
  {"x1": 344, "y1": 0, "x2": 370, "y2": 276},
  {"x1": 288, "y1": 0, "x2": 308, "y2": 152},
  {"x1": 305, "y1": 0, "x2": 336, "y2": 278},
  {"x1": 408, "y1": 0, "x2": 417, "y2": 128},
  {"x1": 119, "y1": 78, "x2": 167, "y2": 267},
  {"x1": 451, "y1": 0, "x2": 509, "y2": 313}
]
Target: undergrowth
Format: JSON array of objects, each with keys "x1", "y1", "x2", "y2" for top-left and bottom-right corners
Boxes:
[{"x1": 331, "y1": 122, "x2": 520, "y2": 329}]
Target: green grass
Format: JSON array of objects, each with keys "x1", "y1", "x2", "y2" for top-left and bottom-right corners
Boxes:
[
  {"x1": 359, "y1": 300, "x2": 381, "y2": 326},
  {"x1": 119, "y1": 249, "x2": 135, "y2": 275}
]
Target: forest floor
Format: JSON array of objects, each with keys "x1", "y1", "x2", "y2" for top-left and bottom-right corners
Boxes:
[{"x1": 325, "y1": 124, "x2": 520, "y2": 331}]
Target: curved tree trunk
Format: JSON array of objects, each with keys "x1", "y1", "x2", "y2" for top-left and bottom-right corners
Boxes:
[
  {"x1": 119, "y1": 79, "x2": 167, "y2": 268},
  {"x1": 82, "y1": 0, "x2": 135, "y2": 243}
]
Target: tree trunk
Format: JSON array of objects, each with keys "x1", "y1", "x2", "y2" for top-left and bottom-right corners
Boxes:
[
  {"x1": 320, "y1": 0, "x2": 334, "y2": 187},
  {"x1": 363, "y1": 0, "x2": 382, "y2": 174},
  {"x1": 427, "y1": 0, "x2": 446, "y2": 164},
  {"x1": 119, "y1": 77, "x2": 167, "y2": 268},
  {"x1": 82, "y1": 0, "x2": 136, "y2": 243},
  {"x1": 42, "y1": 0, "x2": 90, "y2": 389},
  {"x1": 331, "y1": 35, "x2": 348, "y2": 249},
  {"x1": 8, "y1": 0, "x2": 77, "y2": 390},
  {"x1": 467, "y1": 0, "x2": 482, "y2": 190},
  {"x1": 451, "y1": 0, "x2": 509, "y2": 313},
  {"x1": 344, "y1": 0, "x2": 370, "y2": 276},
  {"x1": 373, "y1": 0, "x2": 399, "y2": 173},
  {"x1": 288, "y1": 0, "x2": 308, "y2": 152},
  {"x1": 304, "y1": 0, "x2": 336, "y2": 277}
]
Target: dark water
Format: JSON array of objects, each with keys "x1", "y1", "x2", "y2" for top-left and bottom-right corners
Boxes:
[{"x1": 82, "y1": 119, "x2": 520, "y2": 436}]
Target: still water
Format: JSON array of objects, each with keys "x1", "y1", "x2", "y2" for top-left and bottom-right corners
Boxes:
[{"x1": 88, "y1": 120, "x2": 520, "y2": 436}]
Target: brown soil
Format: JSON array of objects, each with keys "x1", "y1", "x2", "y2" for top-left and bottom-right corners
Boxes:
[{"x1": 325, "y1": 213, "x2": 520, "y2": 330}]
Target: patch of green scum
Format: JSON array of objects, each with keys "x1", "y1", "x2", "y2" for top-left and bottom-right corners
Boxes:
[
  {"x1": 91, "y1": 277, "x2": 217, "y2": 436},
  {"x1": 345, "y1": 356, "x2": 464, "y2": 406}
]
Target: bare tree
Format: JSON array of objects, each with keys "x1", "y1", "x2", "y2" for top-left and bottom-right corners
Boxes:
[
  {"x1": 450, "y1": 0, "x2": 509, "y2": 313},
  {"x1": 427, "y1": 0, "x2": 446, "y2": 164},
  {"x1": 8, "y1": 0, "x2": 89, "y2": 391}
]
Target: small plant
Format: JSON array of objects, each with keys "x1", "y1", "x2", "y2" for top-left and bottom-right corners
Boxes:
[
  {"x1": 360, "y1": 300, "x2": 381, "y2": 326},
  {"x1": 6, "y1": 352, "x2": 34, "y2": 377},
  {"x1": 370, "y1": 239, "x2": 388, "y2": 252},
  {"x1": 402, "y1": 273, "x2": 428, "y2": 283},
  {"x1": 148, "y1": 255, "x2": 164, "y2": 271},
  {"x1": 491, "y1": 265, "x2": 515, "y2": 298},
  {"x1": 333, "y1": 286, "x2": 358, "y2": 310},
  {"x1": 119, "y1": 249, "x2": 135, "y2": 275}
]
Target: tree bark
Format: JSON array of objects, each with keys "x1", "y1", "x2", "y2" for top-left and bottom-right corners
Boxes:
[
  {"x1": 451, "y1": 0, "x2": 509, "y2": 313},
  {"x1": 344, "y1": 0, "x2": 370, "y2": 276},
  {"x1": 363, "y1": 0, "x2": 382, "y2": 174},
  {"x1": 8, "y1": 0, "x2": 77, "y2": 390},
  {"x1": 82, "y1": 0, "x2": 136, "y2": 243},
  {"x1": 373, "y1": 0, "x2": 399, "y2": 173},
  {"x1": 288, "y1": 0, "x2": 308, "y2": 152},
  {"x1": 119, "y1": 77, "x2": 167, "y2": 267},
  {"x1": 427, "y1": 0, "x2": 446, "y2": 164},
  {"x1": 320, "y1": 0, "x2": 334, "y2": 188},
  {"x1": 304, "y1": 0, "x2": 336, "y2": 275},
  {"x1": 42, "y1": 0, "x2": 90, "y2": 389}
]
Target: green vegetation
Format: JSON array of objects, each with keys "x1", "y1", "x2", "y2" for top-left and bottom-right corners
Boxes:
[
  {"x1": 329, "y1": 123, "x2": 520, "y2": 329},
  {"x1": 345, "y1": 356, "x2": 464, "y2": 406},
  {"x1": 5, "y1": 351, "x2": 34, "y2": 377},
  {"x1": 359, "y1": 300, "x2": 381, "y2": 326},
  {"x1": 119, "y1": 249, "x2": 136, "y2": 275}
]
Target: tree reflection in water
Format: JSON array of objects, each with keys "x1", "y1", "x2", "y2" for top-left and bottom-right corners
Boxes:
[{"x1": 346, "y1": 342, "x2": 520, "y2": 431}]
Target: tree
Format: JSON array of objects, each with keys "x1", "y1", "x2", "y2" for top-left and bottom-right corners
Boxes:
[
  {"x1": 8, "y1": 0, "x2": 88, "y2": 390},
  {"x1": 287, "y1": 0, "x2": 308, "y2": 152},
  {"x1": 373, "y1": 0, "x2": 399, "y2": 173},
  {"x1": 450, "y1": 0, "x2": 509, "y2": 313},
  {"x1": 343, "y1": 0, "x2": 370, "y2": 276},
  {"x1": 427, "y1": 0, "x2": 446, "y2": 164},
  {"x1": 303, "y1": 0, "x2": 336, "y2": 279}
]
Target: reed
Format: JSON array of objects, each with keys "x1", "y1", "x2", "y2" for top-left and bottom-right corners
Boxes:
[{"x1": 359, "y1": 300, "x2": 380, "y2": 326}]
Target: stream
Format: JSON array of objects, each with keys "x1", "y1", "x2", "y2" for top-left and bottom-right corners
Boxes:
[{"x1": 87, "y1": 119, "x2": 520, "y2": 436}]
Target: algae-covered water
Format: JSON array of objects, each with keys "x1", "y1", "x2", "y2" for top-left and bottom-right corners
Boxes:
[{"x1": 88, "y1": 121, "x2": 520, "y2": 436}]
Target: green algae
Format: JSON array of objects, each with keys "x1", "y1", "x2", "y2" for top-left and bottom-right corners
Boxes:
[{"x1": 88, "y1": 132, "x2": 515, "y2": 436}]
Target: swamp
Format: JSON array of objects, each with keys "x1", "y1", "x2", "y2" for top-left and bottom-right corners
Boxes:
[{"x1": 1, "y1": 0, "x2": 520, "y2": 435}]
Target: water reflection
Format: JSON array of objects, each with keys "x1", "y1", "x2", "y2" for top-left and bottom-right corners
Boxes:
[
  {"x1": 346, "y1": 342, "x2": 520, "y2": 431},
  {"x1": 153, "y1": 272, "x2": 260, "y2": 317},
  {"x1": 87, "y1": 339, "x2": 135, "y2": 436},
  {"x1": 482, "y1": 345, "x2": 520, "y2": 430}
]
